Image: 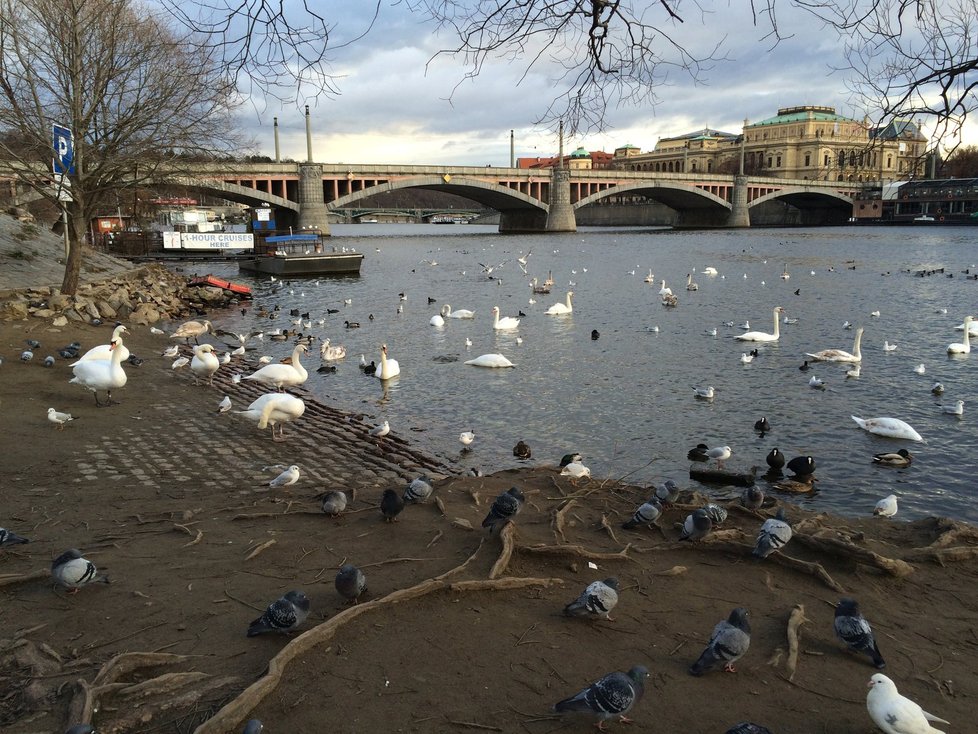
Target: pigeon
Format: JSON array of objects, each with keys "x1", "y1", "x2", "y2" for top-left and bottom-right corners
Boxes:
[
  {"x1": 679, "y1": 508, "x2": 713, "y2": 541},
  {"x1": 43, "y1": 355, "x2": 55, "y2": 367},
  {"x1": 703, "y1": 504, "x2": 728, "y2": 525},
  {"x1": 513, "y1": 440, "x2": 532, "y2": 459},
  {"x1": 242, "y1": 720, "x2": 263, "y2": 734},
  {"x1": 786, "y1": 455, "x2": 816, "y2": 477},
  {"x1": 47, "y1": 407, "x2": 76, "y2": 430},
  {"x1": 403, "y1": 475, "x2": 434, "y2": 503},
  {"x1": 335, "y1": 563, "x2": 367, "y2": 603},
  {"x1": 654, "y1": 479, "x2": 680, "y2": 504},
  {"x1": 0, "y1": 527, "x2": 30, "y2": 547},
  {"x1": 217, "y1": 396, "x2": 232, "y2": 413},
  {"x1": 766, "y1": 448, "x2": 786, "y2": 471},
  {"x1": 559, "y1": 452, "x2": 583, "y2": 467},
  {"x1": 26, "y1": 338, "x2": 41, "y2": 349},
  {"x1": 269, "y1": 464, "x2": 300, "y2": 488},
  {"x1": 481, "y1": 487, "x2": 525, "y2": 532},
  {"x1": 51, "y1": 549, "x2": 103, "y2": 593},
  {"x1": 866, "y1": 673, "x2": 949, "y2": 734},
  {"x1": 126, "y1": 355, "x2": 144, "y2": 367},
  {"x1": 370, "y1": 419, "x2": 391, "y2": 439},
  {"x1": 560, "y1": 461, "x2": 591, "y2": 481},
  {"x1": 321, "y1": 490, "x2": 348, "y2": 516},
  {"x1": 753, "y1": 508, "x2": 792, "y2": 558},
  {"x1": 380, "y1": 488, "x2": 405, "y2": 522},
  {"x1": 563, "y1": 578, "x2": 620, "y2": 620},
  {"x1": 246, "y1": 590, "x2": 310, "y2": 637},
  {"x1": 459, "y1": 430, "x2": 475, "y2": 448},
  {"x1": 689, "y1": 607, "x2": 751, "y2": 676},
  {"x1": 21, "y1": 350, "x2": 33, "y2": 363},
  {"x1": 622, "y1": 497, "x2": 662, "y2": 529},
  {"x1": 552, "y1": 665, "x2": 649, "y2": 730},
  {"x1": 741, "y1": 485, "x2": 765, "y2": 510},
  {"x1": 874, "y1": 494, "x2": 898, "y2": 517},
  {"x1": 835, "y1": 597, "x2": 886, "y2": 669},
  {"x1": 725, "y1": 724, "x2": 774, "y2": 734}
]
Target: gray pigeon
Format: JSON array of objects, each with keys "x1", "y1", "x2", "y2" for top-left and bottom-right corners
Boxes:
[
  {"x1": 679, "y1": 508, "x2": 713, "y2": 541},
  {"x1": 335, "y1": 563, "x2": 367, "y2": 603},
  {"x1": 622, "y1": 498, "x2": 662, "y2": 530},
  {"x1": 242, "y1": 720, "x2": 263, "y2": 734},
  {"x1": 247, "y1": 590, "x2": 310, "y2": 637},
  {"x1": 563, "y1": 578, "x2": 620, "y2": 620},
  {"x1": 481, "y1": 486, "x2": 525, "y2": 532},
  {"x1": 834, "y1": 597, "x2": 886, "y2": 669},
  {"x1": 0, "y1": 527, "x2": 30, "y2": 547},
  {"x1": 654, "y1": 479, "x2": 680, "y2": 504},
  {"x1": 741, "y1": 485, "x2": 765, "y2": 510},
  {"x1": 51, "y1": 549, "x2": 103, "y2": 593},
  {"x1": 20, "y1": 350, "x2": 33, "y2": 363},
  {"x1": 380, "y1": 488, "x2": 405, "y2": 522},
  {"x1": 403, "y1": 475, "x2": 434, "y2": 503},
  {"x1": 726, "y1": 724, "x2": 774, "y2": 734},
  {"x1": 752, "y1": 508, "x2": 792, "y2": 559},
  {"x1": 552, "y1": 665, "x2": 649, "y2": 727},
  {"x1": 321, "y1": 490, "x2": 348, "y2": 516},
  {"x1": 43, "y1": 355, "x2": 56, "y2": 367},
  {"x1": 689, "y1": 607, "x2": 751, "y2": 676},
  {"x1": 703, "y1": 503, "x2": 728, "y2": 525}
]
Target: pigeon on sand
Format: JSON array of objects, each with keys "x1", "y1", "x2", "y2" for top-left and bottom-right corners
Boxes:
[
  {"x1": 51, "y1": 549, "x2": 105, "y2": 593},
  {"x1": 835, "y1": 598, "x2": 886, "y2": 669},
  {"x1": 335, "y1": 563, "x2": 367, "y2": 603},
  {"x1": 752, "y1": 508, "x2": 792, "y2": 558},
  {"x1": 481, "y1": 487, "x2": 525, "y2": 533},
  {"x1": 246, "y1": 590, "x2": 310, "y2": 637},
  {"x1": 689, "y1": 607, "x2": 751, "y2": 676},
  {"x1": 552, "y1": 665, "x2": 649, "y2": 731},
  {"x1": 321, "y1": 490, "x2": 348, "y2": 516},
  {"x1": 563, "y1": 578, "x2": 620, "y2": 620},
  {"x1": 866, "y1": 673, "x2": 949, "y2": 734},
  {"x1": 0, "y1": 527, "x2": 30, "y2": 547}
]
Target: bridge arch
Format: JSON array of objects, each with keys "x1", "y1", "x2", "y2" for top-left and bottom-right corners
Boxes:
[
  {"x1": 160, "y1": 177, "x2": 297, "y2": 212},
  {"x1": 574, "y1": 181, "x2": 733, "y2": 227},
  {"x1": 327, "y1": 176, "x2": 548, "y2": 215},
  {"x1": 748, "y1": 186, "x2": 853, "y2": 225}
]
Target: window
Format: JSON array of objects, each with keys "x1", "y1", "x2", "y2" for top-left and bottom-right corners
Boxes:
[
  {"x1": 767, "y1": 157, "x2": 773, "y2": 167},
  {"x1": 886, "y1": 156, "x2": 892, "y2": 169},
  {"x1": 776, "y1": 156, "x2": 782, "y2": 167},
  {"x1": 804, "y1": 154, "x2": 811, "y2": 167}
]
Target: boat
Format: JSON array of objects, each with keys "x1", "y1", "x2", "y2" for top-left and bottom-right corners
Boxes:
[
  {"x1": 238, "y1": 232, "x2": 363, "y2": 276},
  {"x1": 188, "y1": 275, "x2": 252, "y2": 298}
]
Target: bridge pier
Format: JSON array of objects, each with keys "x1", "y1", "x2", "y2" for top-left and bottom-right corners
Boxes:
[
  {"x1": 545, "y1": 168, "x2": 576, "y2": 232},
  {"x1": 297, "y1": 164, "x2": 331, "y2": 235},
  {"x1": 727, "y1": 175, "x2": 751, "y2": 228}
]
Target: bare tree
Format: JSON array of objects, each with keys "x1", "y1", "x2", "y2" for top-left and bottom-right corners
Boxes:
[{"x1": 0, "y1": 0, "x2": 241, "y2": 294}]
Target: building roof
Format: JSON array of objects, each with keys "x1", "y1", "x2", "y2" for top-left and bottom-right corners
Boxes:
[
  {"x1": 658, "y1": 127, "x2": 739, "y2": 144},
  {"x1": 871, "y1": 119, "x2": 925, "y2": 140},
  {"x1": 750, "y1": 105, "x2": 855, "y2": 127}
]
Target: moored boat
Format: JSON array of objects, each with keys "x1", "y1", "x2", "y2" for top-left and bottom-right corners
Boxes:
[{"x1": 238, "y1": 232, "x2": 363, "y2": 276}]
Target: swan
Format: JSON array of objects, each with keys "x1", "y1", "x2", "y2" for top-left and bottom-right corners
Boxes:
[
  {"x1": 70, "y1": 335, "x2": 127, "y2": 406},
  {"x1": 735, "y1": 307, "x2": 783, "y2": 342},
  {"x1": 320, "y1": 339, "x2": 347, "y2": 361},
  {"x1": 686, "y1": 273, "x2": 699, "y2": 291},
  {"x1": 235, "y1": 393, "x2": 305, "y2": 441},
  {"x1": 491, "y1": 306, "x2": 520, "y2": 330},
  {"x1": 545, "y1": 291, "x2": 574, "y2": 316},
  {"x1": 702, "y1": 266, "x2": 718, "y2": 276},
  {"x1": 244, "y1": 344, "x2": 309, "y2": 390},
  {"x1": 464, "y1": 353, "x2": 515, "y2": 368},
  {"x1": 806, "y1": 327, "x2": 863, "y2": 362},
  {"x1": 780, "y1": 264, "x2": 790, "y2": 280},
  {"x1": 374, "y1": 344, "x2": 401, "y2": 380},
  {"x1": 658, "y1": 280, "x2": 672, "y2": 297},
  {"x1": 170, "y1": 319, "x2": 213, "y2": 344},
  {"x1": 443, "y1": 304, "x2": 475, "y2": 319},
  {"x1": 430, "y1": 311, "x2": 445, "y2": 327},
  {"x1": 851, "y1": 416, "x2": 923, "y2": 442},
  {"x1": 644, "y1": 269, "x2": 654, "y2": 283},
  {"x1": 72, "y1": 324, "x2": 130, "y2": 363},
  {"x1": 530, "y1": 277, "x2": 551, "y2": 294},
  {"x1": 947, "y1": 315, "x2": 971, "y2": 354},
  {"x1": 954, "y1": 317, "x2": 978, "y2": 336},
  {"x1": 190, "y1": 343, "x2": 220, "y2": 385}
]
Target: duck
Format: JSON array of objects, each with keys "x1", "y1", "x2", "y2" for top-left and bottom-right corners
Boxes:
[
  {"x1": 190, "y1": 344, "x2": 220, "y2": 385},
  {"x1": 851, "y1": 416, "x2": 923, "y2": 441},
  {"x1": 243, "y1": 344, "x2": 309, "y2": 390},
  {"x1": 947, "y1": 315, "x2": 972, "y2": 354},
  {"x1": 344, "y1": 320, "x2": 360, "y2": 329},
  {"x1": 687, "y1": 443, "x2": 710, "y2": 462},
  {"x1": 72, "y1": 324, "x2": 130, "y2": 363},
  {"x1": 806, "y1": 327, "x2": 863, "y2": 363},
  {"x1": 443, "y1": 304, "x2": 475, "y2": 319},
  {"x1": 872, "y1": 449, "x2": 913, "y2": 467},
  {"x1": 464, "y1": 353, "x2": 515, "y2": 368},
  {"x1": 320, "y1": 339, "x2": 347, "y2": 362},
  {"x1": 235, "y1": 393, "x2": 306, "y2": 441},
  {"x1": 170, "y1": 320, "x2": 213, "y2": 344},
  {"x1": 786, "y1": 455, "x2": 816, "y2": 477},
  {"x1": 490, "y1": 306, "x2": 520, "y2": 330},
  {"x1": 545, "y1": 291, "x2": 574, "y2": 316},
  {"x1": 373, "y1": 344, "x2": 401, "y2": 380},
  {"x1": 513, "y1": 440, "x2": 531, "y2": 459},
  {"x1": 735, "y1": 307, "x2": 783, "y2": 342},
  {"x1": 771, "y1": 475, "x2": 818, "y2": 494},
  {"x1": 686, "y1": 273, "x2": 699, "y2": 291},
  {"x1": 69, "y1": 336, "x2": 128, "y2": 406},
  {"x1": 766, "y1": 447, "x2": 786, "y2": 471}
]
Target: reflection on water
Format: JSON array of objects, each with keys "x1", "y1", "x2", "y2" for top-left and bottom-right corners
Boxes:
[{"x1": 192, "y1": 224, "x2": 978, "y2": 522}]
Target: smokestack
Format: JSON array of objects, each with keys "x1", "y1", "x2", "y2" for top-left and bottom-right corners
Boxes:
[
  {"x1": 510, "y1": 130, "x2": 514, "y2": 168},
  {"x1": 273, "y1": 117, "x2": 280, "y2": 163},
  {"x1": 305, "y1": 105, "x2": 313, "y2": 163},
  {"x1": 558, "y1": 121, "x2": 564, "y2": 169}
]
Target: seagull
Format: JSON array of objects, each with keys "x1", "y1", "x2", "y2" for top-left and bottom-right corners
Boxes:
[
  {"x1": 47, "y1": 408, "x2": 76, "y2": 430},
  {"x1": 740, "y1": 353, "x2": 754, "y2": 364},
  {"x1": 809, "y1": 375, "x2": 826, "y2": 389},
  {"x1": 459, "y1": 430, "x2": 475, "y2": 448},
  {"x1": 268, "y1": 464, "x2": 301, "y2": 488},
  {"x1": 866, "y1": 673, "x2": 949, "y2": 734},
  {"x1": 150, "y1": 326, "x2": 166, "y2": 335},
  {"x1": 883, "y1": 341, "x2": 897, "y2": 351},
  {"x1": 914, "y1": 364, "x2": 926, "y2": 374},
  {"x1": 873, "y1": 494, "x2": 898, "y2": 517},
  {"x1": 246, "y1": 590, "x2": 310, "y2": 636},
  {"x1": 870, "y1": 310, "x2": 881, "y2": 317},
  {"x1": 171, "y1": 356, "x2": 189, "y2": 369},
  {"x1": 931, "y1": 382, "x2": 945, "y2": 395},
  {"x1": 560, "y1": 461, "x2": 591, "y2": 482},
  {"x1": 707, "y1": 445, "x2": 732, "y2": 467},
  {"x1": 941, "y1": 400, "x2": 964, "y2": 415},
  {"x1": 369, "y1": 419, "x2": 390, "y2": 439},
  {"x1": 162, "y1": 344, "x2": 180, "y2": 358},
  {"x1": 217, "y1": 396, "x2": 232, "y2": 413},
  {"x1": 693, "y1": 385, "x2": 715, "y2": 399}
]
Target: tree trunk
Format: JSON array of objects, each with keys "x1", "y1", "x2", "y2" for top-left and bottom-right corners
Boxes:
[{"x1": 60, "y1": 203, "x2": 83, "y2": 295}]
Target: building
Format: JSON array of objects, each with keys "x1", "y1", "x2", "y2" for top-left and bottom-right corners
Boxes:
[
  {"x1": 613, "y1": 105, "x2": 928, "y2": 182},
  {"x1": 516, "y1": 147, "x2": 615, "y2": 170}
]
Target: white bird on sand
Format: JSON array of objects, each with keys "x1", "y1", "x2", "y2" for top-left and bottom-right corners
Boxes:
[
  {"x1": 221, "y1": 351, "x2": 232, "y2": 364},
  {"x1": 464, "y1": 353, "x2": 514, "y2": 368},
  {"x1": 807, "y1": 327, "x2": 863, "y2": 363},
  {"x1": 269, "y1": 464, "x2": 301, "y2": 488},
  {"x1": 231, "y1": 373, "x2": 242, "y2": 384},
  {"x1": 72, "y1": 324, "x2": 130, "y2": 363},
  {"x1": 370, "y1": 419, "x2": 391, "y2": 438},
  {"x1": 235, "y1": 393, "x2": 306, "y2": 441},
  {"x1": 217, "y1": 396, "x2": 232, "y2": 413},
  {"x1": 70, "y1": 336, "x2": 128, "y2": 406},
  {"x1": 171, "y1": 356, "x2": 189, "y2": 369},
  {"x1": 874, "y1": 494, "x2": 898, "y2": 517},
  {"x1": 190, "y1": 344, "x2": 220, "y2": 385},
  {"x1": 244, "y1": 344, "x2": 309, "y2": 390},
  {"x1": 231, "y1": 345, "x2": 246, "y2": 356},
  {"x1": 735, "y1": 307, "x2": 783, "y2": 342},
  {"x1": 707, "y1": 445, "x2": 732, "y2": 467},
  {"x1": 560, "y1": 461, "x2": 591, "y2": 481},
  {"x1": 47, "y1": 408, "x2": 76, "y2": 430},
  {"x1": 851, "y1": 416, "x2": 923, "y2": 442},
  {"x1": 490, "y1": 306, "x2": 520, "y2": 330},
  {"x1": 443, "y1": 304, "x2": 475, "y2": 319},
  {"x1": 866, "y1": 673, "x2": 949, "y2": 734},
  {"x1": 883, "y1": 341, "x2": 897, "y2": 352},
  {"x1": 373, "y1": 344, "x2": 400, "y2": 380},
  {"x1": 162, "y1": 344, "x2": 180, "y2": 358},
  {"x1": 947, "y1": 315, "x2": 972, "y2": 354},
  {"x1": 545, "y1": 291, "x2": 574, "y2": 315},
  {"x1": 150, "y1": 326, "x2": 165, "y2": 336},
  {"x1": 941, "y1": 400, "x2": 964, "y2": 415},
  {"x1": 170, "y1": 319, "x2": 213, "y2": 344},
  {"x1": 459, "y1": 431, "x2": 475, "y2": 448}
]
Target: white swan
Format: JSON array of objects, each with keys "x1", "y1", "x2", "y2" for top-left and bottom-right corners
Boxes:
[
  {"x1": 430, "y1": 311, "x2": 445, "y2": 327},
  {"x1": 658, "y1": 280, "x2": 672, "y2": 297},
  {"x1": 464, "y1": 353, "x2": 515, "y2": 368},
  {"x1": 443, "y1": 304, "x2": 475, "y2": 319},
  {"x1": 243, "y1": 344, "x2": 309, "y2": 390},
  {"x1": 491, "y1": 306, "x2": 520, "y2": 330},
  {"x1": 851, "y1": 416, "x2": 923, "y2": 442},
  {"x1": 545, "y1": 291, "x2": 574, "y2": 316},
  {"x1": 702, "y1": 267, "x2": 718, "y2": 276},
  {"x1": 72, "y1": 324, "x2": 130, "y2": 363},
  {"x1": 374, "y1": 344, "x2": 401, "y2": 380},
  {"x1": 70, "y1": 335, "x2": 127, "y2": 406},
  {"x1": 190, "y1": 343, "x2": 220, "y2": 385},
  {"x1": 170, "y1": 319, "x2": 213, "y2": 344},
  {"x1": 236, "y1": 393, "x2": 306, "y2": 441},
  {"x1": 806, "y1": 327, "x2": 863, "y2": 363},
  {"x1": 644, "y1": 269, "x2": 654, "y2": 283},
  {"x1": 320, "y1": 338, "x2": 347, "y2": 361},
  {"x1": 735, "y1": 307, "x2": 783, "y2": 342},
  {"x1": 780, "y1": 264, "x2": 790, "y2": 280},
  {"x1": 954, "y1": 317, "x2": 978, "y2": 336},
  {"x1": 948, "y1": 316, "x2": 972, "y2": 354},
  {"x1": 686, "y1": 273, "x2": 699, "y2": 291}
]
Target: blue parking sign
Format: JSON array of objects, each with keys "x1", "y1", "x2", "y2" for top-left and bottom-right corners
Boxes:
[{"x1": 53, "y1": 124, "x2": 75, "y2": 175}]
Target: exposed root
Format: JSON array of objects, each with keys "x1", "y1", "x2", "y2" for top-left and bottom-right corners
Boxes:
[
  {"x1": 652, "y1": 565, "x2": 688, "y2": 576},
  {"x1": 599, "y1": 514, "x2": 621, "y2": 545},
  {"x1": 773, "y1": 554, "x2": 845, "y2": 593},
  {"x1": 906, "y1": 546, "x2": 978, "y2": 565},
  {"x1": 93, "y1": 652, "x2": 189, "y2": 688},
  {"x1": 519, "y1": 543, "x2": 633, "y2": 562},
  {"x1": 182, "y1": 529, "x2": 204, "y2": 548},
  {"x1": 118, "y1": 671, "x2": 211, "y2": 698},
  {"x1": 489, "y1": 523, "x2": 516, "y2": 580},
  {"x1": 792, "y1": 531, "x2": 914, "y2": 578},
  {"x1": 244, "y1": 539, "x2": 276, "y2": 560},
  {"x1": 449, "y1": 577, "x2": 564, "y2": 592},
  {"x1": 785, "y1": 604, "x2": 810, "y2": 681},
  {"x1": 924, "y1": 519, "x2": 978, "y2": 548},
  {"x1": 552, "y1": 499, "x2": 575, "y2": 542},
  {"x1": 0, "y1": 570, "x2": 48, "y2": 588}
]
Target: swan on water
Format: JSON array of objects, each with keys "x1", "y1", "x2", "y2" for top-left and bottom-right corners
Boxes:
[
  {"x1": 464, "y1": 353, "x2": 515, "y2": 368},
  {"x1": 443, "y1": 304, "x2": 475, "y2": 319},
  {"x1": 430, "y1": 311, "x2": 445, "y2": 327},
  {"x1": 491, "y1": 306, "x2": 520, "y2": 330},
  {"x1": 851, "y1": 416, "x2": 923, "y2": 441},
  {"x1": 954, "y1": 316, "x2": 978, "y2": 335},
  {"x1": 236, "y1": 393, "x2": 306, "y2": 441},
  {"x1": 644, "y1": 269, "x2": 654, "y2": 283},
  {"x1": 70, "y1": 336, "x2": 127, "y2": 406},
  {"x1": 72, "y1": 324, "x2": 130, "y2": 363},
  {"x1": 545, "y1": 291, "x2": 574, "y2": 316},
  {"x1": 190, "y1": 344, "x2": 220, "y2": 385},
  {"x1": 320, "y1": 339, "x2": 347, "y2": 361},
  {"x1": 735, "y1": 307, "x2": 783, "y2": 342},
  {"x1": 244, "y1": 344, "x2": 309, "y2": 390},
  {"x1": 373, "y1": 344, "x2": 401, "y2": 380},
  {"x1": 703, "y1": 266, "x2": 718, "y2": 276},
  {"x1": 686, "y1": 273, "x2": 699, "y2": 291},
  {"x1": 806, "y1": 327, "x2": 863, "y2": 363},
  {"x1": 658, "y1": 280, "x2": 673, "y2": 297},
  {"x1": 947, "y1": 315, "x2": 972, "y2": 354}
]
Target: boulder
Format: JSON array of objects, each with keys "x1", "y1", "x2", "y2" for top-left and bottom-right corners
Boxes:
[
  {"x1": 130, "y1": 302, "x2": 161, "y2": 325},
  {"x1": 0, "y1": 299, "x2": 29, "y2": 320}
]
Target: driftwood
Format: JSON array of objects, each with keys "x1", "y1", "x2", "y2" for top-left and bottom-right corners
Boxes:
[
  {"x1": 519, "y1": 543, "x2": 633, "y2": 562},
  {"x1": 906, "y1": 546, "x2": 978, "y2": 565},
  {"x1": 689, "y1": 466, "x2": 757, "y2": 487},
  {"x1": 791, "y1": 532, "x2": 915, "y2": 578},
  {"x1": 552, "y1": 499, "x2": 575, "y2": 542},
  {"x1": 489, "y1": 524, "x2": 516, "y2": 580},
  {"x1": 785, "y1": 604, "x2": 810, "y2": 681}
]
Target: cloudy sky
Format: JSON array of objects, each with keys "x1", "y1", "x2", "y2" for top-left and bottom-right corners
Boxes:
[{"x1": 241, "y1": 1, "x2": 971, "y2": 166}]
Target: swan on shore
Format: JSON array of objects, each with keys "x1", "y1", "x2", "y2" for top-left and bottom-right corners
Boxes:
[
  {"x1": 190, "y1": 343, "x2": 220, "y2": 385},
  {"x1": 851, "y1": 415, "x2": 923, "y2": 442},
  {"x1": 70, "y1": 336, "x2": 127, "y2": 406},
  {"x1": 170, "y1": 319, "x2": 213, "y2": 344},
  {"x1": 735, "y1": 307, "x2": 783, "y2": 342},
  {"x1": 374, "y1": 344, "x2": 401, "y2": 380},
  {"x1": 236, "y1": 393, "x2": 306, "y2": 441},
  {"x1": 244, "y1": 344, "x2": 308, "y2": 390},
  {"x1": 72, "y1": 324, "x2": 130, "y2": 363},
  {"x1": 491, "y1": 306, "x2": 520, "y2": 330},
  {"x1": 464, "y1": 353, "x2": 515, "y2": 368},
  {"x1": 806, "y1": 327, "x2": 863, "y2": 363},
  {"x1": 947, "y1": 315, "x2": 972, "y2": 354},
  {"x1": 545, "y1": 291, "x2": 574, "y2": 315}
]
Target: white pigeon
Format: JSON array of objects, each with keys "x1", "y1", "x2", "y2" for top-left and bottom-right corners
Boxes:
[
  {"x1": 874, "y1": 494, "x2": 898, "y2": 517},
  {"x1": 47, "y1": 408, "x2": 76, "y2": 430},
  {"x1": 217, "y1": 396, "x2": 232, "y2": 414},
  {"x1": 269, "y1": 464, "x2": 301, "y2": 488},
  {"x1": 866, "y1": 673, "x2": 948, "y2": 734}
]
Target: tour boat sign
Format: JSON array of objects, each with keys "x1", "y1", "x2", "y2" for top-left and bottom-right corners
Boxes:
[{"x1": 162, "y1": 232, "x2": 254, "y2": 250}]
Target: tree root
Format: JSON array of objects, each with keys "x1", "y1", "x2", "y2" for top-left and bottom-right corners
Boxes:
[
  {"x1": 449, "y1": 577, "x2": 564, "y2": 592},
  {"x1": 785, "y1": 604, "x2": 810, "y2": 681},
  {"x1": 791, "y1": 532, "x2": 915, "y2": 578},
  {"x1": 773, "y1": 554, "x2": 845, "y2": 593},
  {"x1": 552, "y1": 499, "x2": 575, "y2": 542},
  {"x1": 519, "y1": 543, "x2": 633, "y2": 562},
  {"x1": 489, "y1": 524, "x2": 516, "y2": 580},
  {"x1": 906, "y1": 546, "x2": 978, "y2": 565},
  {"x1": 0, "y1": 569, "x2": 48, "y2": 588},
  {"x1": 244, "y1": 539, "x2": 276, "y2": 560}
]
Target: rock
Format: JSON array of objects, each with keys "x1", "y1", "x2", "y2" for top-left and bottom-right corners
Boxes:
[
  {"x1": 0, "y1": 299, "x2": 29, "y2": 320},
  {"x1": 52, "y1": 315, "x2": 68, "y2": 326},
  {"x1": 32, "y1": 308, "x2": 55, "y2": 318},
  {"x1": 130, "y1": 302, "x2": 161, "y2": 325},
  {"x1": 96, "y1": 300, "x2": 116, "y2": 318},
  {"x1": 50, "y1": 293, "x2": 72, "y2": 311}
]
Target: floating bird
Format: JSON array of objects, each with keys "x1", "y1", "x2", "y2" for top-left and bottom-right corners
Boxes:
[
  {"x1": 754, "y1": 417, "x2": 770, "y2": 433},
  {"x1": 873, "y1": 449, "x2": 912, "y2": 467},
  {"x1": 47, "y1": 407, "x2": 76, "y2": 430},
  {"x1": 429, "y1": 311, "x2": 445, "y2": 327},
  {"x1": 373, "y1": 344, "x2": 400, "y2": 380},
  {"x1": 941, "y1": 400, "x2": 965, "y2": 415},
  {"x1": 563, "y1": 578, "x2": 620, "y2": 620},
  {"x1": 787, "y1": 456, "x2": 816, "y2": 479},
  {"x1": 883, "y1": 340, "x2": 897, "y2": 351},
  {"x1": 874, "y1": 494, "x2": 898, "y2": 517},
  {"x1": 403, "y1": 475, "x2": 434, "y2": 503},
  {"x1": 51, "y1": 549, "x2": 102, "y2": 593},
  {"x1": 513, "y1": 440, "x2": 531, "y2": 459},
  {"x1": 591, "y1": 329, "x2": 600, "y2": 340},
  {"x1": 687, "y1": 443, "x2": 710, "y2": 461},
  {"x1": 464, "y1": 353, "x2": 515, "y2": 368},
  {"x1": 913, "y1": 363, "x2": 926, "y2": 374},
  {"x1": 70, "y1": 337, "x2": 127, "y2": 406},
  {"x1": 740, "y1": 352, "x2": 754, "y2": 364},
  {"x1": 622, "y1": 497, "x2": 663, "y2": 530},
  {"x1": 442, "y1": 304, "x2": 475, "y2": 319},
  {"x1": 741, "y1": 485, "x2": 765, "y2": 510},
  {"x1": 689, "y1": 607, "x2": 751, "y2": 676},
  {"x1": 658, "y1": 279, "x2": 673, "y2": 297},
  {"x1": 847, "y1": 365, "x2": 861, "y2": 378},
  {"x1": 852, "y1": 416, "x2": 923, "y2": 441},
  {"x1": 235, "y1": 393, "x2": 306, "y2": 441},
  {"x1": 268, "y1": 464, "x2": 300, "y2": 488},
  {"x1": 752, "y1": 508, "x2": 792, "y2": 558},
  {"x1": 866, "y1": 673, "x2": 949, "y2": 734},
  {"x1": 870, "y1": 310, "x2": 881, "y2": 317},
  {"x1": 948, "y1": 315, "x2": 972, "y2": 354},
  {"x1": 320, "y1": 490, "x2": 347, "y2": 516},
  {"x1": 809, "y1": 375, "x2": 825, "y2": 389},
  {"x1": 490, "y1": 305, "x2": 520, "y2": 330},
  {"x1": 679, "y1": 508, "x2": 713, "y2": 541},
  {"x1": 703, "y1": 266, "x2": 718, "y2": 276},
  {"x1": 170, "y1": 319, "x2": 213, "y2": 344},
  {"x1": 0, "y1": 527, "x2": 29, "y2": 547},
  {"x1": 807, "y1": 327, "x2": 864, "y2": 362},
  {"x1": 766, "y1": 448, "x2": 786, "y2": 471},
  {"x1": 320, "y1": 339, "x2": 347, "y2": 361},
  {"x1": 481, "y1": 487, "x2": 524, "y2": 532},
  {"x1": 931, "y1": 382, "x2": 945, "y2": 395},
  {"x1": 552, "y1": 665, "x2": 648, "y2": 731},
  {"x1": 545, "y1": 291, "x2": 574, "y2": 315},
  {"x1": 835, "y1": 597, "x2": 886, "y2": 669},
  {"x1": 686, "y1": 273, "x2": 699, "y2": 290},
  {"x1": 247, "y1": 590, "x2": 310, "y2": 636},
  {"x1": 693, "y1": 385, "x2": 715, "y2": 399},
  {"x1": 735, "y1": 307, "x2": 783, "y2": 342},
  {"x1": 335, "y1": 564, "x2": 367, "y2": 603},
  {"x1": 244, "y1": 344, "x2": 308, "y2": 391}
]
